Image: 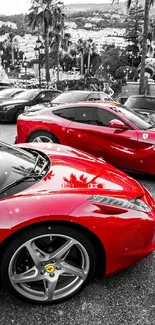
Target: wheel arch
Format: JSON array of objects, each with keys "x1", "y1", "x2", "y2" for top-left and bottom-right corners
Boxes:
[
  {"x1": 0, "y1": 220, "x2": 106, "y2": 275},
  {"x1": 26, "y1": 129, "x2": 60, "y2": 143}
]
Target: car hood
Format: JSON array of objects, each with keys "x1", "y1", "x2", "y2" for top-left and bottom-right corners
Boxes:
[
  {"x1": 0, "y1": 96, "x2": 12, "y2": 102},
  {"x1": 17, "y1": 143, "x2": 145, "y2": 199},
  {"x1": 0, "y1": 99, "x2": 28, "y2": 107}
]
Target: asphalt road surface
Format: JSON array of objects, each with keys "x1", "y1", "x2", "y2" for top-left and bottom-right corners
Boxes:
[{"x1": 0, "y1": 123, "x2": 155, "y2": 325}]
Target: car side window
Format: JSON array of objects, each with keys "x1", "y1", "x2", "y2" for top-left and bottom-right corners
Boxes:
[
  {"x1": 87, "y1": 93, "x2": 99, "y2": 101},
  {"x1": 53, "y1": 107, "x2": 76, "y2": 121},
  {"x1": 35, "y1": 92, "x2": 46, "y2": 102},
  {"x1": 75, "y1": 106, "x2": 98, "y2": 125},
  {"x1": 145, "y1": 98, "x2": 155, "y2": 109},
  {"x1": 44, "y1": 91, "x2": 59, "y2": 101},
  {"x1": 97, "y1": 108, "x2": 121, "y2": 126}
]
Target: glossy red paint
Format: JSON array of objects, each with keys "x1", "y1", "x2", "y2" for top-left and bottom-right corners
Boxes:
[
  {"x1": 0, "y1": 142, "x2": 155, "y2": 276},
  {"x1": 16, "y1": 102, "x2": 155, "y2": 175}
]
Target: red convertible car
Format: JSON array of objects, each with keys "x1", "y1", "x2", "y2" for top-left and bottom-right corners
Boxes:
[
  {"x1": 0, "y1": 141, "x2": 155, "y2": 304},
  {"x1": 16, "y1": 102, "x2": 155, "y2": 175}
]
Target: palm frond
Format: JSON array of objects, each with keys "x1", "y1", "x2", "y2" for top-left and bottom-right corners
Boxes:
[
  {"x1": 127, "y1": 0, "x2": 132, "y2": 9},
  {"x1": 150, "y1": 0, "x2": 155, "y2": 6}
]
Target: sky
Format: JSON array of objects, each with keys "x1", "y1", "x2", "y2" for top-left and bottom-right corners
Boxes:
[{"x1": 1, "y1": 0, "x2": 116, "y2": 15}]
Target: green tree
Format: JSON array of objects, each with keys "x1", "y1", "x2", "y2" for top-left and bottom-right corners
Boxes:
[
  {"x1": 49, "y1": 3, "x2": 65, "y2": 82},
  {"x1": 126, "y1": 0, "x2": 155, "y2": 94},
  {"x1": 100, "y1": 45, "x2": 129, "y2": 79},
  {"x1": 124, "y1": 0, "x2": 144, "y2": 46},
  {"x1": 77, "y1": 38, "x2": 87, "y2": 75},
  {"x1": 124, "y1": 0, "x2": 144, "y2": 66},
  {"x1": 26, "y1": 0, "x2": 64, "y2": 84}
]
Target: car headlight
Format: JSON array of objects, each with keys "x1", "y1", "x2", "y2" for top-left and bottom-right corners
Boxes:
[
  {"x1": 2, "y1": 105, "x2": 15, "y2": 111},
  {"x1": 88, "y1": 195, "x2": 152, "y2": 213}
]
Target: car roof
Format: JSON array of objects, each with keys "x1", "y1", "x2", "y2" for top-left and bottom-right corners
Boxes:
[
  {"x1": 50, "y1": 101, "x2": 118, "y2": 111},
  {"x1": 128, "y1": 95, "x2": 155, "y2": 99},
  {"x1": 60, "y1": 90, "x2": 108, "y2": 94}
]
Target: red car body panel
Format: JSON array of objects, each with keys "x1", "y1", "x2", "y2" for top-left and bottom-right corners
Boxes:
[
  {"x1": 1, "y1": 143, "x2": 155, "y2": 276},
  {"x1": 16, "y1": 102, "x2": 155, "y2": 175}
]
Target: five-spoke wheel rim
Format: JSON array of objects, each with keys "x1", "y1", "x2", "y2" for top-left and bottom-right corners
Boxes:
[
  {"x1": 8, "y1": 234, "x2": 90, "y2": 302},
  {"x1": 32, "y1": 136, "x2": 53, "y2": 143}
]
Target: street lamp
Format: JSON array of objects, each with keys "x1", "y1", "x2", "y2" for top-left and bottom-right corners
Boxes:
[
  {"x1": 34, "y1": 37, "x2": 45, "y2": 88},
  {"x1": 123, "y1": 67, "x2": 132, "y2": 82}
]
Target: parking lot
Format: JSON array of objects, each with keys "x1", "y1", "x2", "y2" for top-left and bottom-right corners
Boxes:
[{"x1": 0, "y1": 123, "x2": 155, "y2": 325}]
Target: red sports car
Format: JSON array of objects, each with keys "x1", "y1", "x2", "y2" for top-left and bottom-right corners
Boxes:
[
  {"x1": 16, "y1": 102, "x2": 155, "y2": 175},
  {"x1": 0, "y1": 141, "x2": 155, "y2": 304}
]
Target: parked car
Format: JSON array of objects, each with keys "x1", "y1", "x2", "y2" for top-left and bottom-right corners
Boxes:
[
  {"x1": 124, "y1": 95, "x2": 155, "y2": 122},
  {"x1": 0, "y1": 140, "x2": 155, "y2": 304},
  {"x1": 0, "y1": 89, "x2": 61, "y2": 122},
  {"x1": 16, "y1": 102, "x2": 155, "y2": 175},
  {"x1": 0, "y1": 81, "x2": 13, "y2": 91},
  {"x1": 0, "y1": 88, "x2": 24, "y2": 102},
  {"x1": 24, "y1": 90, "x2": 118, "y2": 113}
]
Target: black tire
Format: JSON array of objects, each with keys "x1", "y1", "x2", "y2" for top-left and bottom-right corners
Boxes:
[
  {"x1": 28, "y1": 131, "x2": 59, "y2": 143},
  {"x1": 0, "y1": 224, "x2": 96, "y2": 304},
  {"x1": 14, "y1": 109, "x2": 24, "y2": 122}
]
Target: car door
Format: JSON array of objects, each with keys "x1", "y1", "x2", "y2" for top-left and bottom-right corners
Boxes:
[{"x1": 65, "y1": 106, "x2": 138, "y2": 170}]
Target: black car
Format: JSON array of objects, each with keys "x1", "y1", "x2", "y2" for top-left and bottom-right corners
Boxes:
[
  {"x1": 0, "y1": 89, "x2": 61, "y2": 122},
  {"x1": 0, "y1": 82, "x2": 13, "y2": 91},
  {"x1": 124, "y1": 95, "x2": 155, "y2": 122},
  {"x1": 24, "y1": 90, "x2": 114, "y2": 113},
  {"x1": 0, "y1": 88, "x2": 24, "y2": 103}
]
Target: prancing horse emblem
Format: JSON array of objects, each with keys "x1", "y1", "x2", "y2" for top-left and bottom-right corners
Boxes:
[{"x1": 142, "y1": 134, "x2": 148, "y2": 140}]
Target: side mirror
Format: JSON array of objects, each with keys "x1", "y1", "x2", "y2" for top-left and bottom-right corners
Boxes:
[{"x1": 109, "y1": 119, "x2": 128, "y2": 130}]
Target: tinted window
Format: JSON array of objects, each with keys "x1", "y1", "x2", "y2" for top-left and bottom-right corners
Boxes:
[
  {"x1": 53, "y1": 107, "x2": 76, "y2": 121},
  {"x1": 99, "y1": 92, "x2": 113, "y2": 101},
  {"x1": 87, "y1": 93, "x2": 99, "y2": 101},
  {"x1": 125, "y1": 97, "x2": 155, "y2": 109},
  {"x1": 110, "y1": 106, "x2": 151, "y2": 130},
  {"x1": 0, "y1": 143, "x2": 48, "y2": 199},
  {"x1": 145, "y1": 98, "x2": 155, "y2": 109},
  {"x1": 75, "y1": 106, "x2": 98, "y2": 125},
  {"x1": 97, "y1": 108, "x2": 119, "y2": 126},
  {"x1": 43, "y1": 91, "x2": 60, "y2": 102},
  {"x1": 52, "y1": 92, "x2": 88, "y2": 104}
]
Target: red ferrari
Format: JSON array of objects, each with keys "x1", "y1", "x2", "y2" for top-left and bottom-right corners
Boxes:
[
  {"x1": 0, "y1": 141, "x2": 155, "y2": 304},
  {"x1": 16, "y1": 102, "x2": 155, "y2": 175}
]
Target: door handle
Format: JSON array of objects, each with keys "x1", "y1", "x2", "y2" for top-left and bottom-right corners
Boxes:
[{"x1": 67, "y1": 129, "x2": 74, "y2": 134}]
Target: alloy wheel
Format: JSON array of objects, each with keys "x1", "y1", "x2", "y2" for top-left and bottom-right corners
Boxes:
[
  {"x1": 8, "y1": 233, "x2": 90, "y2": 302},
  {"x1": 33, "y1": 136, "x2": 53, "y2": 143}
]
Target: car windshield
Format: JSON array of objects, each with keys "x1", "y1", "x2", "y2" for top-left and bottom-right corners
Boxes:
[
  {"x1": 124, "y1": 97, "x2": 140, "y2": 108},
  {"x1": 0, "y1": 89, "x2": 15, "y2": 97},
  {"x1": 0, "y1": 142, "x2": 39, "y2": 192},
  {"x1": 99, "y1": 92, "x2": 113, "y2": 101},
  {"x1": 52, "y1": 92, "x2": 88, "y2": 104},
  {"x1": 110, "y1": 106, "x2": 151, "y2": 130},
  {"x1": 15, "y1": 89, "x2": 39, "y2": 101}
]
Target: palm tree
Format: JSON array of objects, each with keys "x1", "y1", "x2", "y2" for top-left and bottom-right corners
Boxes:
[
  {"x1": 26, "y1": 0, "x2": 64, "y2": 84},
  {"x1": 126, "y1": 0, "x2": 155, "y2": 94},
  {"x1": 86, "y1": 38, "x2": 96, "y2": 74},
  {"x1": 51, "y1": 3, "x2": 65, "y2": 82},
  {"x1": 77, "y1": 38, "x2": 86, "y2": 75}
]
